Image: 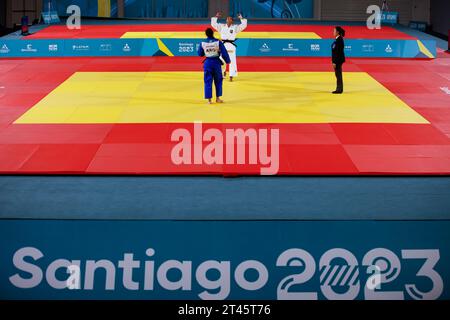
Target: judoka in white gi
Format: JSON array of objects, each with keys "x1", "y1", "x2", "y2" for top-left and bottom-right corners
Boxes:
[{"x1": 211, "y1": 12, "x2": 247, "y2": 81}]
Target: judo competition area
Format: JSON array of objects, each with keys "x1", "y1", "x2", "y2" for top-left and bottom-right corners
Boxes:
[{"x1": 0, "y1": 20, "x2": 450, "y2": 302}]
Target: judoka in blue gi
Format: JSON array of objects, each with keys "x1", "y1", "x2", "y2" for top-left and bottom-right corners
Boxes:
[{"x1": 198, "y1": 28, "x2": 231, "y2": 104}]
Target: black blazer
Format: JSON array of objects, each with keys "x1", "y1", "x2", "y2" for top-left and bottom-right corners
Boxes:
[{"x1": 332, "y1": 36, "x2": 345, "y2": 65}]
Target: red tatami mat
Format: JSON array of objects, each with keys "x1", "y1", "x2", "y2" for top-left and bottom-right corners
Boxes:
[{"x1": 0, "y1": 55, "x2": 449, "y2": 175}]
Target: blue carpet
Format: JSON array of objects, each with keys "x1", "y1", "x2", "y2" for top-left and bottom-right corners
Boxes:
[
  {"x1": 0, "y1": 176, "x2": 449, "y2": 220},
  {"x1": 394, "y1": 24, "x2": 448, "y2": 50}
]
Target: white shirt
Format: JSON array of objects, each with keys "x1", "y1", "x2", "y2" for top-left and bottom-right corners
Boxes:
[{"x1": 211, "y1": 17, "x2": 247, "y2": 41}]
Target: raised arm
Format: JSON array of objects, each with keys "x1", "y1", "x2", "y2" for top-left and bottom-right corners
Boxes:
[
  {"x1": 236, "y1": 14, "x2": 247, "y2": 33},
  {"x1": 211, "y1": 12, "x2": 222, "y2": 32}
]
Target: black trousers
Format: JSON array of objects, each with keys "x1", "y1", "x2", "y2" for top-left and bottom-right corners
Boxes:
[{"x1": 334, "y1": 63, "x2": 343, "y2": 92}]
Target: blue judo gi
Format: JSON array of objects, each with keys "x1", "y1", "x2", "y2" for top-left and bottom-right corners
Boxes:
[{"x1": 198, "y1": 36, "x2": 231, "y2": 99}]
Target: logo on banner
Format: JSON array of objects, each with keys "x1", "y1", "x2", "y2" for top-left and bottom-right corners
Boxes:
[
  {"x1": 385, "y1": 44, "x2": 393, "y2": 53},
  {"x1": 99, "y1": 44, "x2": 112, "y2": 52},
  {"x1": 179, "y1": 42, "x2": 194, "y2": 53},
  {"x1": 21, "y1": 44, "x2": 37, "y2": 53},
  {"x1": 48, "y1": 44, "x2": 58, "y2": 52},
  {"x1": 0, "y1": 44, "x2": 10, "y2": 53},
  {"x1": 382, "y1": 12, "x2": 398, "y2": 23},
  {"x1": 344, "y1": 45, "x2": 352, "y2": 52},
  {"x1": 123, "y1": 43, "x2": 131, "y2": 52},
  {"x1": 283, "y1": 43, "x2": 299, "y2": 52},
  {"x1": 310, "y1": 44, "x2": 320, "y2": 52},
  {"x1": 72, "y1": 45, "x2": 90, "y2": 51},
  {"x1": 5, "y1": 246, "x2": 444, "y2": 300},
  {"x1": 362, "y1": 44, "x2": 375, "y2": 52},
  {"x1": 259, "y1": 43, "x2": 271, "y2": 53}
]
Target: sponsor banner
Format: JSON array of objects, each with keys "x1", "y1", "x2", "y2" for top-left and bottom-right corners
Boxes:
[
  {"x1": 147, "y1": 38, "x2": 436, "y2": 59},
  {"x1": 409, "y1": 21, "x2": 427, "y2": 32},
  {"x1": 171, "y1": 41, "x2": 202, "y2": 56},
  {"x1": 0, "y1": 40, "x2": 65, "y2": 57},
  {"x1": 41, "y1": 11, "x2": 61, "y2": 24},
  {"x1": 64, "y1": 39, "x2": 157, "y2": 57},
  {"x1": 0, "y1": 39, "x2": 159, "y2": 58},
  {"x1": 0, "y1": 39, "x2": 436, "y2": 59},
  {"x1": 380, "y1": 11, "x2": 399, "y2": 24},
  {"x1": 0, "y1": 219, "x2": 449, "y2": 300},
  {"x1": 162, "y1": 39, "x2": 329, "y2": 57}
]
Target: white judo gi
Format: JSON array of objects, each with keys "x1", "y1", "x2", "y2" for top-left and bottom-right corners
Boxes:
[{"x1": 211, "y1": 16, "x2": 247, "y2": 78}]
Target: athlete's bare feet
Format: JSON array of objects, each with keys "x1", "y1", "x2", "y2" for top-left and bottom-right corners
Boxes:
[
  {"x1": 208, "y1": 99, "x2": 213, "y2": 104},
  {"x1": 230, "y1": 76, "x2": 233, "y2": 82},
  {"x1": 216, "y1": 98, "x2": 224, "y2": 103}
]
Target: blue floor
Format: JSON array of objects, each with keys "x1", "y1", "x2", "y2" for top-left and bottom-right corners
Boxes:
[
  {"x1": 0, "y1": 176, "x2": 449, "y2": 220},
  {"x1": 394, "y1": 24, "x2": 448, "y2": 50}
]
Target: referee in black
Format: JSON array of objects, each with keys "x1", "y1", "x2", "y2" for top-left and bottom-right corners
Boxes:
[{"x1": 331, "y1": 26, "x2": 346, "y2": 94}]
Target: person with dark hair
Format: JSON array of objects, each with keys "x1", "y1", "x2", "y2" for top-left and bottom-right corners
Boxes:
[
  {"x1": 331, "y1": 26, "x2": 346, "y2": 94},
  {"x1": 198, "y1": 28, "x2": 231, "y2": 104},
  {"x1": 211, "y1": 12, "x2": 247, "y2": 82}
]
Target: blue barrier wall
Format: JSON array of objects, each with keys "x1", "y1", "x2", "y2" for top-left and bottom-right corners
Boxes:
[
  {"x1": 46, "y1": 0, "x2": 313, "y2": 19},
  {"x1": 124, "y1": 0, "x2": 208, "y2": 18},
  {"x1": 125, "y1": 0, "x2": 314, "y2": 19},
  {"x1": 0, "y1": 220, "x2": 448, "y2": 300},
  {"x1": 0, "y1": 38, "x2": 437, "y2": 58},
  {"x1": 45, "y1": 0, "x2": 119, "y2": 18},
  {"x1": 230, "y1": 0, "x2": 314, "y2": 19}
]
